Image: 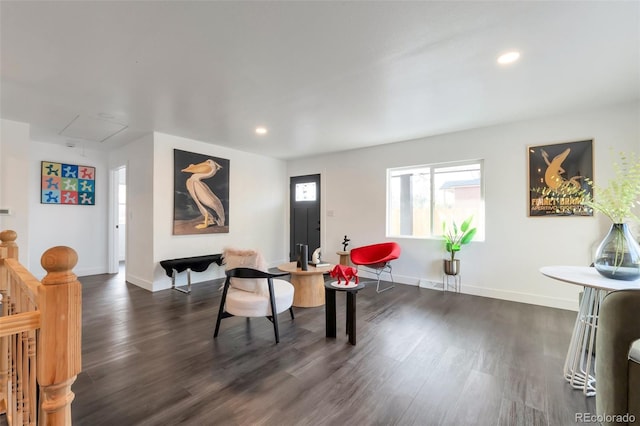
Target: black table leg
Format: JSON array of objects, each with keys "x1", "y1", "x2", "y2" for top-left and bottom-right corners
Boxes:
[
  {"x1": 325, "y1": 287, "x2": 337, "y2": 338},
  {"x1": 345, "y1": 291, "x2": 351, "y2": 335},
  {"x1": 346, "y1": 291, "x2": 357, "y2": 345}
]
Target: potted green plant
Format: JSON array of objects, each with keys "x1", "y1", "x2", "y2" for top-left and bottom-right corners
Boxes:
[
  {"x1": 442, "y1": 215, "x2": 477, "y2": 275},
  {"x1": 581, "y1": 151, "x2": 640, "y2": 280}
]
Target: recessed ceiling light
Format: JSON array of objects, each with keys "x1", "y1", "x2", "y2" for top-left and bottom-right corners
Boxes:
[
  {"x1": 497, "y1": 51, "x2": 521, "y2": 65},
  {"x1": 255, "y1": 126, "x2": 268, "y2": 135}
]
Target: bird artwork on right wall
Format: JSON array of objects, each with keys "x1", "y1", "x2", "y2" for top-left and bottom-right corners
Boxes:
[
  {"x1": 173, "y1": 149, "x2": 230, "y2": 235},
  {"x1": 527, "y1": 139, "x2": 593, "y2": 217}
]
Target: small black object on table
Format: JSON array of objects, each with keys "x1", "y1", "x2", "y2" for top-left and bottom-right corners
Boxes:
[
  {"x1": 160, "y1": 254, "x2": 223, "y2": 294},
  {"x1": 324, "y1": 280, "x2": 366, "y2": 345}
]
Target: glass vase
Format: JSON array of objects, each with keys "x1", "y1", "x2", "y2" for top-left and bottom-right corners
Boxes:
[{"x1": 593, "y1": 223, "x2": 640, "y2": 281}]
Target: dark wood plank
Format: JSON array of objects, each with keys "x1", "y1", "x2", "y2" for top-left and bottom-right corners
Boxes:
[{"x1": 68, "y1": 269, "x2": 596, "y2": 425}]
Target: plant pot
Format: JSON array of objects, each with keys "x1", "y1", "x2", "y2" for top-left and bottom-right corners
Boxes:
[
  {"x1": 594, "y1": 223, "x2": 640, "y2": 281},
  {"x1": 444, "y1": 259, "x2": 460, "y2": 276}
]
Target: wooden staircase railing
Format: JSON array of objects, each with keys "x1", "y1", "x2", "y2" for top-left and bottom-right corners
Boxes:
[{"x1": 0, "y1": 230, "x2": 82, "y2": 425}]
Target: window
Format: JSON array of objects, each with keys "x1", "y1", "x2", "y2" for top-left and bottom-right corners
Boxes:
[
  {"x1": 295, "y1": 182, "x2": 317, "y2": 201},
  {"x1": 387, "y1": 160, "x2": 484, "y2": 239}
]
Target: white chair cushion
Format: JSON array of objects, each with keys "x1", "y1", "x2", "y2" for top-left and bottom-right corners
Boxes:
[
  {"x1": 222, "y1": 247, "x2": 269, "y2": 295},
  {"x1": 630, "y1": 339, "x2": 640, "y2": 364},
  {"x1": 225, "y1": 279, "x2": 294, "y2": 317}
]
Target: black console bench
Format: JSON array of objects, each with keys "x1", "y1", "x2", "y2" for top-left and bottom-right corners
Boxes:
[{"x1": 160, "y1": 254, "x2": 223, "y2": 294}]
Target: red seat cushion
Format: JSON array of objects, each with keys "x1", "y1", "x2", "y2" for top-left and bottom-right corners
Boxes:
[{"x1": 350, "y1": 242, "x2": 401, "y2": 267}]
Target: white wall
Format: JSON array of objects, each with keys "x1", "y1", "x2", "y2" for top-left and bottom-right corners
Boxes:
[
  {"x1": 287, "y1": 102, "x2": 640, "y2": 310},
  {"x1": 0, "y1": 119, "x2": 31, "y2": 265},
  {"x1": 0, "y1": 121, "x2": 285, "y2": 294},
  {"x1": 27, "y1": 141, "x2": 108, "y2": 277},
  {"x1": 1, "y1": 119, "x2": 109, "y2": 276},
  {"x1": 151, "y1": 132, "x2": 288, "y2": 291},
  {"x1": 4, "y1": 102, "x2": 637, "y2": 305}
]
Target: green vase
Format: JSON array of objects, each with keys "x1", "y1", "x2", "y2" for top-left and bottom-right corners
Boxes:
[{"x1": 594, "y1": 223, "x2": 640, "y2": 280}]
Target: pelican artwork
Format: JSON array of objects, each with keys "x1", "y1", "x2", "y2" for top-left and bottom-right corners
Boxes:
[{"x1": 181, "y1": 159, "x2": 226, "y2": 229}]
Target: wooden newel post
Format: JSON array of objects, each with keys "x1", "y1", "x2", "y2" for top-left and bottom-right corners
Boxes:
[
  {"x1": 38, "y1": 246, "x2": 82, "y2": 426},
  {"x1": 0, "y1": 230, "x2": 18, "y2": 260}
]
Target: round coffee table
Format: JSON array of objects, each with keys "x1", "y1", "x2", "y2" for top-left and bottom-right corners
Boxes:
[{"x1": 277, "y1": 261, "x2": 332, "y2": 307}]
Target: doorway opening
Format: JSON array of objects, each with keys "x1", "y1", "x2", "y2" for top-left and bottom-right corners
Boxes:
[
  {"x1": 289, "y1": 174, "x2": 321, "y2": 262},
  {"x1": 109, "y1": 165, "x2": 126, "y2": 274}
]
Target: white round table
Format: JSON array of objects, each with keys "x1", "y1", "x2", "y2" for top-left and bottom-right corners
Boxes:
[{"x1": 540, "y1": 265, "x2": 640, "y2": 396}]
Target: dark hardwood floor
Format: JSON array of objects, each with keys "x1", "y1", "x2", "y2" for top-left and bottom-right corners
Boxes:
[{"x1": 72, "y1": 269, "x2": 595, "y2": 425}]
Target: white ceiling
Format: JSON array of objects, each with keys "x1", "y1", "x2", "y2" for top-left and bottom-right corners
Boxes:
[{"x1": 1, "y1": 1, "x2": 639, "y2": 160}]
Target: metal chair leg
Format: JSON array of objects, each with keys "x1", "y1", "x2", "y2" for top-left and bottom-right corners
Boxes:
[
  {"x1": 376, "y1": 264, "x2": 395, "y2": 293},
  {"x1": 354, "y1": 264, "x2": 395, "y2": 293},
  {"x1": 376, "y1": 278, "x2": 395, "y2": 293}
]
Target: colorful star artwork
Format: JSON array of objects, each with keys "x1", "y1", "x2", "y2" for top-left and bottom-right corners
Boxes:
[{"x1": 41, "y1": 161, "x2": 95, "y2": 205}]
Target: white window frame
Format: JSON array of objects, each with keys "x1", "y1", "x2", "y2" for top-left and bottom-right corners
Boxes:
[{"x1": 386, "y1": 159, "x2": 485, "y2": 240}]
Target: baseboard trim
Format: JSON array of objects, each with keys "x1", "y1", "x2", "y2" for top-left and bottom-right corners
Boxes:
[
  {"x1": 461, "y1": 284, "x2": 578, "y2": 311},
  {"x1": 358, "y1": 270, "x2": 578, "y2": 311},
  {"x1": 127, "y1": 274, "x2": 153, "y2": 292},
  {"x1": 74, "y1": 267, "x2": 108, "y2": 277}
]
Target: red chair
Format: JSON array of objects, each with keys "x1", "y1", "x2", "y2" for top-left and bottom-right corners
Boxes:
[{"x1": 350, "y1": 242, "x2": 401, "y2": 293}]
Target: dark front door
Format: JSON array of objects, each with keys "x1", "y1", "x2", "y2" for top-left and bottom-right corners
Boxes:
[{"x1": 290, "y1": 174, "x2": 321, "y2": 261}]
